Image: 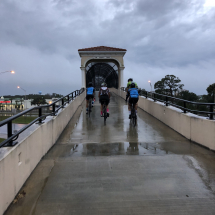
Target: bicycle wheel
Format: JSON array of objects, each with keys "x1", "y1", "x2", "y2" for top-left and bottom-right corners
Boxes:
[
  {"x1": 88, "y1": 98, "x2": 92, "y2": 118},
  {"x1": 131, "y1": 105, "x2": 136, "y2": 127},
  {"x1": 103, "y1": 104, "x2": 107, "y2": 124}
]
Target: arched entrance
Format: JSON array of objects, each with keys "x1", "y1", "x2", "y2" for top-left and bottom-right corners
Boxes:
[
  {"x1": 86, "y1": 62, "x2": 118, "y2": 89},
  {"x1": 78, "y1": 46, "x2": 126, "y2": 89}
]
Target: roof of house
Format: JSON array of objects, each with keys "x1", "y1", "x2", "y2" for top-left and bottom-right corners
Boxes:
[{"x1": 78, "y1": 46, "x2": 127, "y2": 52}]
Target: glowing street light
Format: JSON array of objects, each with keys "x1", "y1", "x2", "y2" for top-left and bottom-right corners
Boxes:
[
  {"x1": 17, "y1": 86, "x2": 26, "y2": 100},
  {"x1": 0, "y1": 70, "x2": 15, "y2": 75},
  {"x1": 148, "y1": 80, "x2": 152, "y2": 92}
]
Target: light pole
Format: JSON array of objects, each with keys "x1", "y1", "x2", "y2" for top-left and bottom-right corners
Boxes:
[
  {"x1": 17, "y1": 86, "x2": 26, "y2": 100},
  {"x1": 148, "y1": 80, "x2": 152, "y2": 92},
  {"x1": 0, "y1": 70, "x2": 15, "y2": 75}
]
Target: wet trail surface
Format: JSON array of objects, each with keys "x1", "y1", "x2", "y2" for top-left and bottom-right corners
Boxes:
[{"x1": 5, "y1": 93, "x2": 215, "y2": 215}]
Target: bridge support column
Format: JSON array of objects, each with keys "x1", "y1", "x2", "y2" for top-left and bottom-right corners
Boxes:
[
  {"x1": 119, "y1": 67, "x2": 125, "y2": 88},
  {"x1": 80, "y1": 67, "x2": 86, "y2": 89}
]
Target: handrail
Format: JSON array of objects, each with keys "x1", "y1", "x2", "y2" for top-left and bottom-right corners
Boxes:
[
  {"x1": 0, "y1": 88, "x2": 85, "y2": 148},
  {"x1": 121, "y1": 87, "x2": 214, "y2": 120}
]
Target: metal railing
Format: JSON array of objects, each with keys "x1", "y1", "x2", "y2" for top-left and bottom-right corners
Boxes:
[
  {"x1": 121, "y1": 87, "x2": 214, "y2": 120},
  {"x1": 0, "y1": 88, "x2": 85, "y2": 148}
]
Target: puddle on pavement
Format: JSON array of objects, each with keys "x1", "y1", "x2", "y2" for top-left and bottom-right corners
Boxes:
[
  {"x1": 69, "y1": 142, "x2": 174, "y2": 157},
  {"x1": 68, "y1": 140, "x2": 215, "y2": 157}
]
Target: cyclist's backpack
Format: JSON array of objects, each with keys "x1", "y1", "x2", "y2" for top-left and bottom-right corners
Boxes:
[
  {"x1": 129, "y1": 88, "x2": 138, "y2": 98},
  {"x1": 87, "y1": 87, "x2": 94, "y2": 95},
  {"x1": 100, "y1": 87, "x2": 109, "y2": 96}
]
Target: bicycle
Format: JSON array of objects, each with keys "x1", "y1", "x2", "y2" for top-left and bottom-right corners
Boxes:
[
  {"x1": 88, "y1": 97, "x2": 92, "y2": 118},
  {"x1": 102, "y1": 100, "x2": 107, "y2": 124},
  {"x1": 130, "y1": 102, "x2": 137, "y2": 126}
]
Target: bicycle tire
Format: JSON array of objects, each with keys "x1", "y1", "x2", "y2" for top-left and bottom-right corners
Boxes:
[
  {"x1": 103, "y1": 103, "x2": 107, "y2": 124},
  {"x1": 131, "y1": 104, "x2": 136, "y2": 127},
  {"x1": 88, "y1": 98, "x2": 92, "y2": 118}
]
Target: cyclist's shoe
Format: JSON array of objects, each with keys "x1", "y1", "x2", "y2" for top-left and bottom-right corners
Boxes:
[
  {"x1": 107, "y1": 113, "x2": 110, "y2": 117},
  {"x1": 86, "y1": 111, "x2": 88, "y2": 114},
  {"x1": 129, "y1": 114, "x2": 131, "y2": 119},
  {"x1": 101, "y1": 114, "x2": 103, "y2": 117}
]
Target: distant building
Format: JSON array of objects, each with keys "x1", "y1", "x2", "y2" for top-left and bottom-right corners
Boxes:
[{"x1": 0, "y1": 98, "x2": 58, "y2": 112}]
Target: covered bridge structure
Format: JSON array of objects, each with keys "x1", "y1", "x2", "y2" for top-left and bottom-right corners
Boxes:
[{"x1": 78, "y1": 46, "x2": 126, "y2": 89}]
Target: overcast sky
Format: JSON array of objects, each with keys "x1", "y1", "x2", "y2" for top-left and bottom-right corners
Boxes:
[{"x1": 0, "y1": 0, "x2": 215, "y2": 96}]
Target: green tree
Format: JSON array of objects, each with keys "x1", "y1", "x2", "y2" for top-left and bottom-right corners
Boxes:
[
  {"x1": 52, "y1": 93, "x2": 63, "y2": 98},
  {"x1": 31, "y1": 96, "x2": 48, "y2": 106},
  {"x1": 206, "y1": 83, "x2": 215, "y2": 103},
  {"x1": 178, "y1": 90, "x2": 199, "y2": 101},
  {"x1": 154, "y1": 75, "x2": 184, "y2": 96}
]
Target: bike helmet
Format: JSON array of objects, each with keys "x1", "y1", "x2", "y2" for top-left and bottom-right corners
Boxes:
[
  {"x1": 88, "y1": 82, "x2": 93, "y2": 87},
  {"x1": 101, "y1": 82, "x2": 107, "y2": 87},
  {"x1": 130, "y1": 82, "x2": 135, "y2": 88},
  {"x1": 128, "y1": 78, "x2": 133, "y2": 82}
]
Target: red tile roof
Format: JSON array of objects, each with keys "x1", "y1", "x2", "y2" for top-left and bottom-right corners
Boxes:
[{"x1": 78, "y1": 46, "x2": 126, "y2": 52}]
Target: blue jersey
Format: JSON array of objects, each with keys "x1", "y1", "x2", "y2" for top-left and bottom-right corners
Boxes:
[
  {"x1": 87, "y1": 87, "x2": 94, "y2": 95},
  {"x1": 128, "y1": 88, "x2": 139, "y2": 98}
]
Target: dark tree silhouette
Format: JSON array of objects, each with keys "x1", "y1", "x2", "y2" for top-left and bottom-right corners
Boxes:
[
  {"x1": 206, "y1": 83, "x2": 215, "y2": 103},
  {"x1": 154, "y1": 75, "x2": 184, "y2": 96},
  {"x1": 31, "y1": 96, "x2": 48, "y2": 106}
]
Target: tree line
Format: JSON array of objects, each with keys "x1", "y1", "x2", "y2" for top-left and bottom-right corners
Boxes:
[
  {"x1": 153, "y1": 75, "x2": 215, "y2": 103},
  {"x1": 3, "y1": 93, "x2": 63, "y2": 100}
]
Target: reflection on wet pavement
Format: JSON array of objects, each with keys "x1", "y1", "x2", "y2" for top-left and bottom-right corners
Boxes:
[
  {"x1": 70, "y1": 142, "x2": 173, "y2": 157},
  {"x1": 5, "y1": 92, "x2": 215, "y2": 215}
]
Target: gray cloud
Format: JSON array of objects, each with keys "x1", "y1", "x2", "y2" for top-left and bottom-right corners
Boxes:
[{"x1": 0, "y1": 0, "x2": 215, "y2": 96}]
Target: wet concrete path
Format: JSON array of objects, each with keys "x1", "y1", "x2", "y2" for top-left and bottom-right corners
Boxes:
[{"x1": 5, "y1": 93, "x2": 215, "y2": 215}]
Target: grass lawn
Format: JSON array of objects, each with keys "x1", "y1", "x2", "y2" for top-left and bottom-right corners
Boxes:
[
  {"x1": 0, "y1": 138, "x2": 5, "y2": 143},
  {"x1": 0, "y1": 116, "x2": 37, "y2": 124}
]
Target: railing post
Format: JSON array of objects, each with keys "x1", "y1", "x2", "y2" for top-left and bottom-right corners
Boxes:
[
  {"x1": 146, "y1": 91, "x2": 148, "y2": 98},
  {"x1": 72, "y1": 92, "x2": 74, "y2": 100},
  {"x1": 67, "y1": 95, "x2": 70, "y2": 103},
  {"x1": 52, "y1": 103, "x2": 56, "y2": 115},
  {"x1": 153, "y1": 93, "x2": 156, "y2": 102},
  {"x1": 184, "y1": 101, "x2": 187, "y2": 113},
  {"x1": 210, "y1": 104, "x2": 213, "y2": 120},
  {"x1": 62, "y1": 98, "x2": 64, "y2": 107},
  {"x1": 39, "y1": 107, "x2": 42, "y2": 123},
  {"x1": 75, "y1": 91, "x2": 77, "y2": 97},
  {"x1": 7, "y1": 121, "x2": 13, "y2": 146},
  {"x1": 166, "y1": 96, "x2": 168, "y2": 106}
]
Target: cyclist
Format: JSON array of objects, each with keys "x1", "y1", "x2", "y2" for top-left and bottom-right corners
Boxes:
[
  {"x1": 127, "y1": 78, "x2": 138, "y2": 90},
  {"x1": 86, "y1": 82, "x2": 95, "y2": 114},
  {"x1": 98, "y1": 82, "x2": 110, "y2": 117},
  {"x1": 125, "y1": 78, "x2": 132, "y2": 102},
  {"x1": 128, "y1": 82, "x2": 139, "y2": 119}
]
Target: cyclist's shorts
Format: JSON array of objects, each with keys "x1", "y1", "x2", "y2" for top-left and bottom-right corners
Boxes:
[
  {"x1": 86, "y1": 95, "x2": 94, "y2": 100},
  {"x1": 99, "y1": 95, "x2": 110, "y2": 105},
  {"x1": 129, "y1": 97, "x2": 138, "y2": 104}
]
